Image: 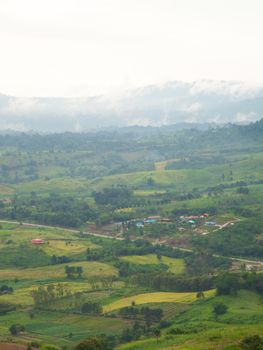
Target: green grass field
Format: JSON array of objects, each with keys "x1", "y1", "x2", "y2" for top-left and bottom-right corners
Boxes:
[{"x1": 120, "y1": 254, "x2": 185, "y2": 274}]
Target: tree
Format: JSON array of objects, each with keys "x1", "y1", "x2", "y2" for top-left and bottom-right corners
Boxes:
[
  {"x1": 196, "y1": 291, "x2": 205, "y2": 300},
  {"x1": 241, "y1": 335, "x2": 263, "y2": 350},
  {"x1": 153, "y1": 328, "x2": 161, "y2": 343},
  {"x1": 213, "y1": 302, "x2": 228, "y2": 317},
  {"x1": 216, "y1": 273, "x2": 240, "y2": 296},
  {"x1": 9, "y1": 324, "x2": 25, "y2": 335},
  {"x1": 65, "y1": 265, "x2": 83, "y2": 279},
  {"x1": 74, "y1": 337, "x2": 108, "y2": 350},
  {"x1": 76, "y1": 266, "x2": 83, "y2": 278},
  {"x1": 81, "y1": 302, "x2": 102, "y2": 315},
  {"x1": 147, "y1": 177, "x2": 155, "y2": 187}
]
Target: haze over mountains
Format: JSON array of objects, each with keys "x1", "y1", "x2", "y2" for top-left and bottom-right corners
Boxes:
[{"x1": 1, "y1": 80, "x2": 263, "y2": 132}]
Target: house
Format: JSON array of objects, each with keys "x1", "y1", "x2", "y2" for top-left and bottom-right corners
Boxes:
[
  {"x1": 31, "y1": 238, "x2": 45, "y2": 245},
  {"x1": 205, "y1": 221, "x2": 217, "y2": 226},
  {"x1": 160, "y1": 218, "x2": 171, "y2": 223},
  {"x1": 145, "y1": 218, "x2": 158, "y2": 224}
]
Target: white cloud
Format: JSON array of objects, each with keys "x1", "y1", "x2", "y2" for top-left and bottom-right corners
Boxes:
[
  {"x1": 0, "y1": 121, "x2": 27, "y2": 131},
  {"x1": 235, "y1": 112, "x2": 257, "y2": 123},
  {"x1": 0, "y1": 0, "x2": 263, "y2": 97},
  {"x1": 189, "y1": 80, "x2": 263, "y2": 99},
  {"x1": 181, "y1": 102, "x2": 202, "y2": 113}
]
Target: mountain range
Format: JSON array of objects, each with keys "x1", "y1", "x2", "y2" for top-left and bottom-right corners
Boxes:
[{"x1": 1, "y1": 80, "x2": 263, "y2": 132}]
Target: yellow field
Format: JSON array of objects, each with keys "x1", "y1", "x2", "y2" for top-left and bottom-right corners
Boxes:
[
  {"x1": 103, "y1": 290, "x2": 215, "y2": 313},
  {"x1": 120, "y1": 254, "x2": 185, "y2": 274},
  {"x1": 0, "y1": 261, "x2": 118, "y2": 281},
  {"x1": 43, "y1": 239, "x2": 98, "y2": 256}
]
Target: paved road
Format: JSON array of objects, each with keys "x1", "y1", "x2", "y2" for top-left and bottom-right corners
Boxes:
[{"x1": 1, "y1": 219, "x2": 262, "y2": 266}]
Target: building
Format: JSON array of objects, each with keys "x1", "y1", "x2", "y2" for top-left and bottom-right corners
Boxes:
[{"x1": 31, "y1": 238, "x2": 45, "y2": 245}]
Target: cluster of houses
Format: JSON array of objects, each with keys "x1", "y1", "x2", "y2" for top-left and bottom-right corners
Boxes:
[
  {"x1": 131, "y1": 212, "x2": 217, "y2": 230},
  {"x1": 135, "y1": 215, "x2": 171, "y2": 228},
  {"x1": 179, "y1": 213, "x2": 217, "y2": 227}
]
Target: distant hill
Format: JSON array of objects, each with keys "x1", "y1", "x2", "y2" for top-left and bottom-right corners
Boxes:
[{"x1": 0, "y1": 80, "x2": 263, "y2": 132}]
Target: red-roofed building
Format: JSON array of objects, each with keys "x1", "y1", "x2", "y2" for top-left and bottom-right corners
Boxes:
[{"x1": 31, "y1": 239, "x2": 45, "y2": 245}]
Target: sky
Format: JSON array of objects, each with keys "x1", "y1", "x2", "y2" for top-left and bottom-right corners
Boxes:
[{"x1": 0, "y1": 0, "x2": 263, "y2": 97}]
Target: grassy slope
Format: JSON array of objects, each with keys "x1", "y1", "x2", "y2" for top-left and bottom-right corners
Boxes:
[{"x1": 0, "y1": 310, "x2": 133, "y2": 346}]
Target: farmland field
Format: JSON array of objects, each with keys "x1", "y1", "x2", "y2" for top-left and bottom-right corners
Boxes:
[
  {"x1": 43, "y1": 239, "x2": 99, "y2": 257},
  {"x1": 120, "y1": 255, "x2": 185, "y2": 274},
  {"x1": 0, "y1": 261, "x2": 118, "y2": 281},
  {"x1": 0, "y1": 310, "x2": 133, "y2": 345},
  {"x1": 103, "y1": 290, "x2": 215, "y2": 313}
]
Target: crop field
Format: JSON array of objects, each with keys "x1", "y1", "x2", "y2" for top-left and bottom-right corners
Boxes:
[
  {"x1": 0, "y1": 311, "x2": 133, "y2": 346},
  {"x1": 120, "y1": 255, "x2": 185, "y2": 274},
  {"x1": 0, "y1": 225, "x2": 100, "y2": 257},
  {"x1": 43, "y1": 239, "x2": 99, "y2": 256},
  {"x1": 0, "y1": 282, "x2": 94, "y2": 306},
  {"x1": 0, "y1": 261, "x2": 118, "y2": 281},
  {"x1": 0, "y1": 225, "x2": 76, "y2": 242},
  {"x1": 103, "y1": 290, "x2": 215, "y2": 313}
]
